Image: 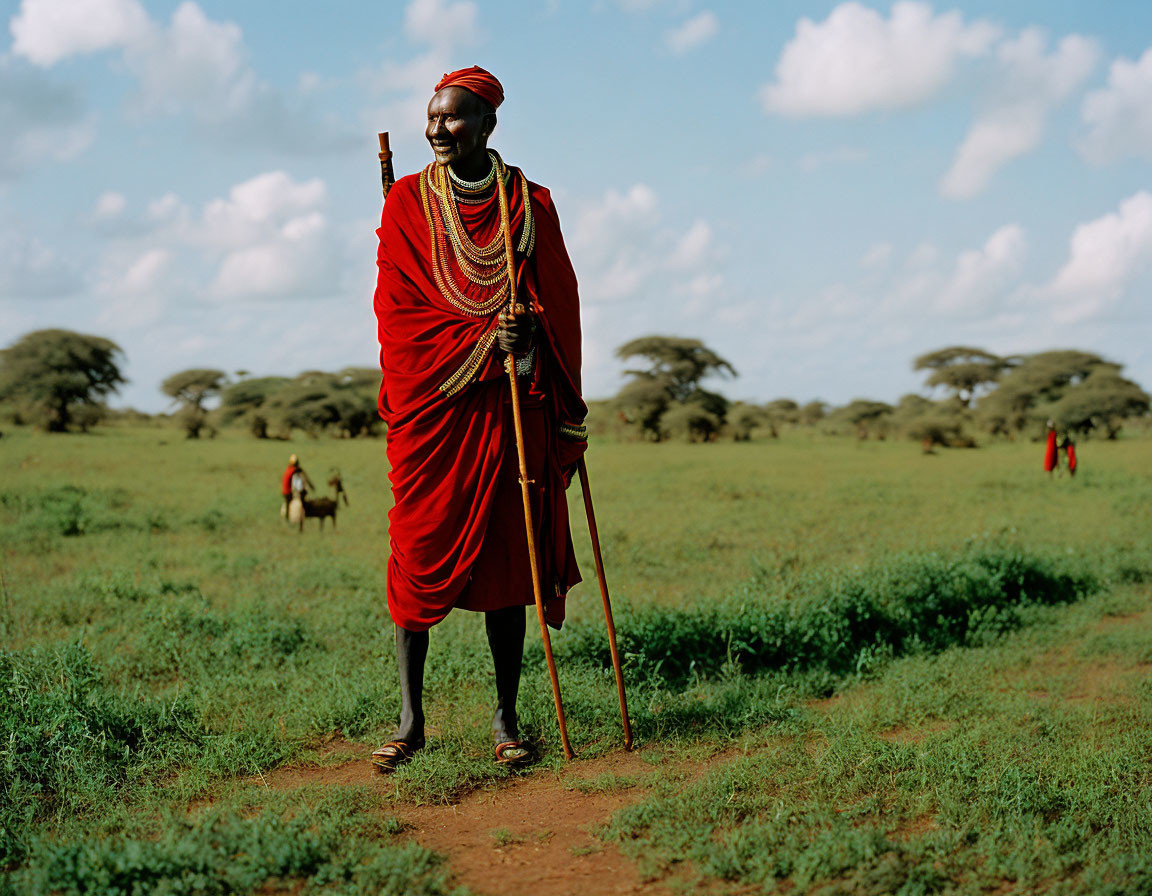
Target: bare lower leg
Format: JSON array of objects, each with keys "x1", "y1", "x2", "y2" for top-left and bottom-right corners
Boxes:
[
  {"x1": 485, "y1": 606, "x2": 526, "y2": 744},
  {"x1": 394, "y1": 624, "x2": 428, "y2": 746}
]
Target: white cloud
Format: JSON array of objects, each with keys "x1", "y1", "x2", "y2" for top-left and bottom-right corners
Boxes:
[
  {"x1": 362, "y1": 0, "x2": 485, "y2": 147},
  {"x1": 10, "y1": 0, "x2": 355, "y2": 153},
  {"x1": 212, "y1": 221, "x2": 333, "y2": 299},
  {"x1": 570, "y1": 184, "x2": 659, "y2": 300},
  {"x1": 1041, "y1": 191, "x2": 1152, "y2": 323},
  {"x1": 199, "y1": 171, "x2": 327, "y2": 248},
  {"x1": 572, "y1": 184, "x2": 658, "y2": 250},
  {"x1": 941, "y1": 30, "x2": 1097, "y2": 199},
  {"x1": 671, "y1": 220, "x2": 712, "y2": 269},
  {"x1": 861, "y1": 242, "x2": 893, "y2": 269},
  {"x1": 940, "y1": 117, "x2": 1039, "y2": 200},
  {"x1": 1079, "y1": 46, "x2": 1152, "y2": 164},
  {"x1": 193, "y1": 172, "x2": 338, "y2": 300},
  {"x1": 147, "y1": 193, "x2": 185, "y2": 225},
  {"x1": 124, "y1": 2, "x2": 250, "y2": 118},
  {"x1": 93, "y1": 192, "x2": 127, "y2": 219},
  {"x1": 118, "y1": 247, "x2": 171, "y2": 293},
  {"x1": 564, "y1": 183, "x2": 725, "y2": 395},
  {"x1": 761, "y1": 1, "x2": 998, "y2": 117},
  {"x1": 849, "y1": 226, "x2": 1026, "y2": 318},
  {"x1": 85, "y1": 171, "x2": 346, "y2": 308},
  {"x1": 96, "y1": 248, "x2": 171, "y2": 328},
  {"x1": 9, "y1": 0, "x2": 149, "y2": 66},
  {"x1": 404, "y1": 0, "x2": 481, "y2": 48},
  {"x1": 936, "y1": 224, "x2": 1026, "y2": 312},
  {"x1": 665, "y1": 11, "x2": 718, "y2": 54}
]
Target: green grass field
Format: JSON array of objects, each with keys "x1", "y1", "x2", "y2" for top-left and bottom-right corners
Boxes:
[{"x1": 2, "y1": 426, "x2": 1150, "y2": 894}]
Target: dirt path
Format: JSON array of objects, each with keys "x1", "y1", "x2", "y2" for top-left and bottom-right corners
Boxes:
[
  {"x1": 262, "y1": 746, "x2": 682, "y2": 896},
  {"x1": 253, "y1": 605, "x2": 1152, "y2": 895}
]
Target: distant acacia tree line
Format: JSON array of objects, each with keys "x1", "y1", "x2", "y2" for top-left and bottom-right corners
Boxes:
[
  {"x1": 159, "y1": 367, "x2": 383, "y2": 439},
  {"x1": 212, "y1": 368, "x2": 382, "y2": 439},
  {"x1": 2, "y1": 330, "x2": 1149, "y2": 444},
  {"x1": 600, "y1": 339, "x2": 1151, "y2": 445},
  {"x1": 0, "y1": 330, "x2": 381, "y2": 439}
]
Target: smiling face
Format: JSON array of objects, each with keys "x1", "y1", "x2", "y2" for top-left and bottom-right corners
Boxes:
[{"x1": 425, "y1": 86, "x2": 495, "y2": 177}]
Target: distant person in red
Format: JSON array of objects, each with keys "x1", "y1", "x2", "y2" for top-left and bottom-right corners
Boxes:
[
  {"x1": 1060, "y1": 435, "x2": 1077, "y2": 477},
  {"x1": 1043, "y1": 421, "x2": 1058, "y2": 475},
  {"x1": 280, "y1": 454, "x2": 314, "y2": 515},
  {"x1": 371, "y1": 66, "x2": 587, "y2": 772}
]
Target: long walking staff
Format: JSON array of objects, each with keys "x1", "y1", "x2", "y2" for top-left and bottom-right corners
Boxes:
[
  {"x1": 495, "y1": 167, "x2": 576, "y2": 760},
  {"x1": 576, "y1": 459, "x2": 633, "y2": 750}
]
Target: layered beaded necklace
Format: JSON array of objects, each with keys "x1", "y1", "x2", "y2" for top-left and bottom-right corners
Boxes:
[{"x1": 419, "y1": 150, "x2": 536, "y2": 318}]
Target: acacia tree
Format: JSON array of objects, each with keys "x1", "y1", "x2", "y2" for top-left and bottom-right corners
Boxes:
[
  {"x1": 828, "y1": 399, "x2": 894, "y2": 439},
  {"x1": 797, "y1": 400, "x2": 827, "y2": 425},
  {"x1": 613, "y1": 336, "x2": 736, "y2": 441},
  {"x1": 161, "y1": 369, "x2": 227, "y2": 438},
  {"x1": 261, "y1": 368, "x2": 382, "y2": 438},
  {"x1": 976, "y1": 350, "x2": 1146, "y2": 437},
  {"x1": 0, "y1": 329, "x2": 125, "y2": 431},
  {"x1": 1048, "y1": 368, "x2": 1149, "y2": 438},
  {"x1": 217, "y1": 375, "x2": 291, "y2": 438},
  {"x1": 913, "y1": 346, "x2": 1010, "y2": 406},
  {"x1": 890, "y1": 393, "x2": 970, "y2": 449}
]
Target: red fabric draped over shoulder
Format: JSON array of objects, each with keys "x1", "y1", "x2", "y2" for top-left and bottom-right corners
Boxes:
[{"x1": 374, "y1": 165, "x2": 587, "y2": 632}]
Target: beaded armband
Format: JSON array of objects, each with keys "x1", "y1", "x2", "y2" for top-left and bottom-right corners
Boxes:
[
  {"x1": 559, "y1": 421, "x2": 588, "y2": 442},
  {"x1": 515, "y1": 345, "x2": 536, "y2": 377}
]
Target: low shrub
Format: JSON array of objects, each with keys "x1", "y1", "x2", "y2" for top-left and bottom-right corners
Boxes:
[
  {"x1": 7, "y1": 795, "x2": 459, "y2": 896},
  {"x1": 0, "y1": 644, "x2": 205, "y2": 865},
  {"x1": 548, "y1": 547, "x2": 1099, "y2": 687},
  {"x1": 0, "y1": 486, "x2": 166, "y2": 539}
]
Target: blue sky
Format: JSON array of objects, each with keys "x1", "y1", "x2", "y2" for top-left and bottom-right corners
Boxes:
[{"x1": 2, "y1": 0, "x2": 1151, "y2": 412}]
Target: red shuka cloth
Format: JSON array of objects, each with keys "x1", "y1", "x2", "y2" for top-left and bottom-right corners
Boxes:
[
  {"x1": 281, "y1": 465, "x2": 297, "y2": 496},
  {"x1": 1066, "y1": 443, "x2": 1077, "y2": 474},
  {"x1": 374, "y1": 166, "x2": 587, "y2": 632},
  {"x1": 1043, "y1": 430, "x2": 1058, "y2": 471}
]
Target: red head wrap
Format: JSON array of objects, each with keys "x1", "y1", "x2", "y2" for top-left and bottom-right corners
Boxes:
[{"x1": 434, "y1": 65, "x2": 504, "y2": 109}]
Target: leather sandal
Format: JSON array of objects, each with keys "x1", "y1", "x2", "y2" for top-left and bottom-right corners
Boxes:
[
  {"x1": 371, "y1": 740, "x2": 421, "y2": 773},
  {"x1": 495, "y1": 740, "x2": 534, "y2": 767}
]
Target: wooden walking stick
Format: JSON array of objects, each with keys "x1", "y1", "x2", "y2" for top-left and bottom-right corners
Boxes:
[
  {"x1": 577, "y1": 459, "x2": 633, "y2": 750},
  {"x1": 378, "y1": 133, "x2": 395, "y2": 199},
  {"x1": 495, "y1": 166, "x2": 575, "y2": 760}
]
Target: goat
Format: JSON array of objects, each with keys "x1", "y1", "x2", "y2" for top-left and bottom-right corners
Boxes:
[{"x1": 288, "y1": 473, "x2": 348, "y2": 532}]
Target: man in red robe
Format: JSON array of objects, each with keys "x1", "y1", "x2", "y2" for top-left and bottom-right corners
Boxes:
[
  {"x1": 371, "y1": 66, "x2": 587, "y2": 770},
  {"x1": 1043, "y1": 420, "x2": 1058, "y2": 475}
]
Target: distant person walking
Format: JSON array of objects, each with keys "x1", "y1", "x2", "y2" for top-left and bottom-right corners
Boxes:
[
  {"x1": 281, "y1": 454, "x2": 314, "y2": 515},
  {"x1": 1061, "y1": 435, "x2": 1077, "y2": 477},
  {"x1": 1043, "y1": 421, "x2": 1058, "y2": 476}
]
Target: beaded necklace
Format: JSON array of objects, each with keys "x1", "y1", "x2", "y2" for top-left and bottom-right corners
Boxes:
[
  {"x1": 419, "y1": 150, "x2": 536, "y2": 317},
  {"x1": 447, "y1": 156, "x2": 495, "y2": 192}
]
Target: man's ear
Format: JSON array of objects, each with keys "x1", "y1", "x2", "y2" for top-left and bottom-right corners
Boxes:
[{"x1": 482, "y1": 112, "x2": 497, "y2": 138}]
